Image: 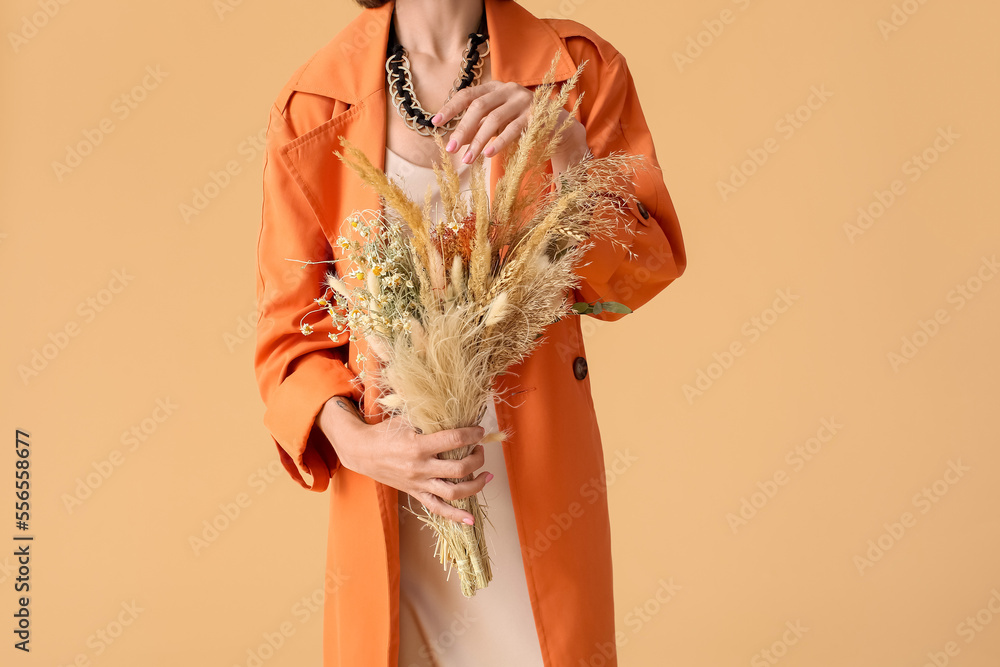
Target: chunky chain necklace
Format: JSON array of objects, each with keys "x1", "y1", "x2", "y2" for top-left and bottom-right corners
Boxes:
[{"x1": 385, "y1": 7, "x2": 489, "y2": 137}]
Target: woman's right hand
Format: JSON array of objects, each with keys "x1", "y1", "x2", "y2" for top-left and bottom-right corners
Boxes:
[{"x1": 317, "y1": 396, "x2": 493, "y2": 526}]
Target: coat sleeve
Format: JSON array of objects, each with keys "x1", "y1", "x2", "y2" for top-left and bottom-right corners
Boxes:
[
  {"x1": 572, "y1": 51, "x2": 688, "y2": 322},
  {"x1": 254, "y1": 101, "x2": 364, "y2": 493}
]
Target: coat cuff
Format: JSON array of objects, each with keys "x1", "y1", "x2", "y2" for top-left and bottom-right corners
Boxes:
[{"x1": 262, "y1": 352, "x2": 363, "y2": 492}]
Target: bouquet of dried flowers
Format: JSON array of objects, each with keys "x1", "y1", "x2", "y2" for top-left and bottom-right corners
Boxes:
[{"x1": 295, "y1": 49, "x2": 644, "y2": 597}]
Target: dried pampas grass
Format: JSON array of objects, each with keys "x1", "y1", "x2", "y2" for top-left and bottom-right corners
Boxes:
[{"x1": 296, "y1": 48, "x2": 644, "y2": 597}]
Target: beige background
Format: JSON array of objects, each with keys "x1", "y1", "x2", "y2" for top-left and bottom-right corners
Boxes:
[{"x1": 2, "y1": 0, "x2": 999, "y2": 665}]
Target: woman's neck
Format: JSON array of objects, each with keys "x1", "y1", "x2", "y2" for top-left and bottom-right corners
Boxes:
[{"x1": 392, "y1": 0, "x2": 486, "y2": 61}]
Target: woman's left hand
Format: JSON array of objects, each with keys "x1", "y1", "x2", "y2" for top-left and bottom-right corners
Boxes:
[{"x1": 430, "y1": 81, "x2": 590, "y2": 172}]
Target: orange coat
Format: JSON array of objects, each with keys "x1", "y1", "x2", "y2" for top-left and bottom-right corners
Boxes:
[{"x1": 254, "y1": 1, "x2": 687, "y2": 665}]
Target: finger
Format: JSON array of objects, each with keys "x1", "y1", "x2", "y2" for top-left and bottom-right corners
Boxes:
[
  {"x1": 445, "y1": 88, "x2": 508, "y2": 155},
  {"x1": 431, "y1": 471, "x2": 492, "y2": 502},
  {"x1": 418, "y1": 491, "x2": 476, "y2": 526},
  {"x1": 432, "y1": 84, "x2": 490, "y2": 134},
  {"x1": 430, "y1": 444, "x2": 485, "y2": 480},
  {"x1": 430, "y1": 87, "x2": 468, "y2": 127},
  {"x1": 461, "y1": 102, "x2": 522, "y2": 164},
  {"x1": 483, "y1": 113, "x2": 528, "y2": 158},
  {"x1": 420, "y1": 425, "x2": 486, "y2": 457}
]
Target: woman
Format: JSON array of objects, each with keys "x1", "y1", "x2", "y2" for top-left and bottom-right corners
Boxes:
[{"x1": 254, "y1": 0, "x2": 687, "y2": 665}]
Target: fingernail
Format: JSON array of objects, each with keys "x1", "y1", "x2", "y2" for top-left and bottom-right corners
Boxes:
[
  {"x1": 462, "y1": 150, "x2": 473, "y2": 164},
  {"x1": 483, "y1": 143, "x2": 494, "y2": 157},
  {"x1": 446, "y1": 139, "x2": 457, "y2": 152},
  {"x1": 463, "y1": 517, "x2": 475, "y2": 525},
  {"x1": 486, "y1": 473, "x2": 494, "y2": 483},
  {"x1": 432, "y1": 113, "x2": 442, "y2": 125}
]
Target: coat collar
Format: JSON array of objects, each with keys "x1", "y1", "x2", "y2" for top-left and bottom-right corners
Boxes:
[{"x1": 286, "y1": 0, "x2": 578, "y2": 104}]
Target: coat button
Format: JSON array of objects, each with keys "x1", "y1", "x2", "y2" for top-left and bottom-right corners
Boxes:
[
  {"x1": 573, "y1": 356, "x2": 588, "y2": 380},
  {"x1": 635, "y1": 200, "x2": 650, "y2": 220}
]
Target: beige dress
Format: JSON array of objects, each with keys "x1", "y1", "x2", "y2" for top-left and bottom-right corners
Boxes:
[{"x1": 385, "y1": 145, "x2": 545, "y2": 667}]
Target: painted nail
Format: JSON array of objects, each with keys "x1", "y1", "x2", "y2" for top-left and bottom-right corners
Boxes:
[
  {"x1": 483, "y1": 143, "x2": 494, "y2": 157},
  {"x1": 463, "y1": 517, "x2": 475, "y2": 525},
  {"x1": 431, "y1": 113, "x2": 442, "y2": 125},
  {"x1": 446, "y1": 139, "x2": 457, "y2": 152},
  {"x1": 462, "y1": 150, "x2": 473, "y2": 164},
  {"x1": 485, "y1": 473, "x2": 494, "y2": 483}
]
